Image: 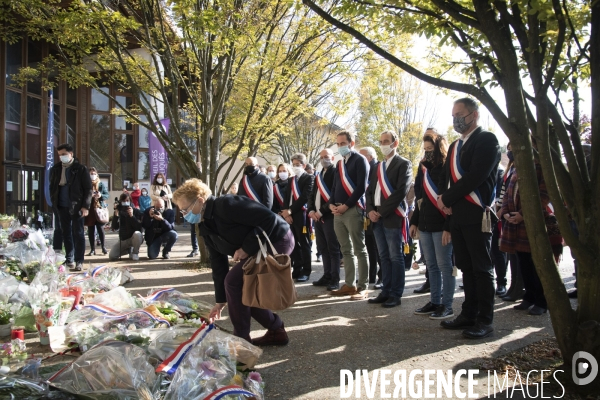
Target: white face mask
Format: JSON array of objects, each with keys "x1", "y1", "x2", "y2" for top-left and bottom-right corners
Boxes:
[
  {"x1": 60, "y1": 154, "x2": 72, "y2": 164},
  {"x1": 292, "y1": 166, "x2": 304, "y2": 177},
  {"x1": 157, "y1": 178, "x2": 163, "y2": 184},
  {"x1": 268, "y1": 171, "x2": 276, "y2": 179},
  {"x1": 380, "y1": 144, "x2": 394, "y2": 156},
  {"x1": 90, "y1": 174, "x2": 98, "y2": 180},
  {"x1": 278, "y1": 172, "x2": 289, "y2": 180}
]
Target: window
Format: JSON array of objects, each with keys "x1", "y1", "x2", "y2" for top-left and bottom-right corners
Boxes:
[
  {"x1": 27, "y1": 39, "x2": 42, "y2": 95},
  {"x1": 138, "y1": 152, "x2": 149, "y2": 180},
  {"x1": 26, "y1": 96, "x2": 41, "y2": 127},
  {"x1": 114, "y1": 133, "x2": 134, "y2": 189},
  {"x1": 89, "y1": 114, "x2": 111, "y2": 172},
  {"x1": 5, "y1": 90, "x2": 21, "y2": 124},
  {"x1": 91, "y1": 87, "x2": 109, "y2": 111},
  {"x1": 67, "y1": 86, "x2": 77, "y2": 107},
  {"x1": 4, "y1": 127, "x2": 21, "y2": 162},
  {"x1": 5, "y1": 40, "x2": 22, "y2": 88},
  {"x1": 66, "y1": 108, "x2": 77, "y2": 150}
]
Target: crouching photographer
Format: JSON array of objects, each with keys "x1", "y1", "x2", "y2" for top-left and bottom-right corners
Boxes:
[
  {"x1": 142, "y1": 198, "x2": 178, "y2": 259},
  {"x1": 110, "y1": 192, "x2": 144, "y2": 261}
]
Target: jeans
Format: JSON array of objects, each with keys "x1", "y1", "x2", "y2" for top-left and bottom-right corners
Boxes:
[
  {"x1": 419, "y1": 230, "x2": 455, "y2": 308},
  {"x1": 333, "y1": 206, "x2": 369, "y2": 289},
  {"x1": 225, "y1": 229, "x2": 295, "y2": 340},
  {"x1": 109, "y1": 232, "x2": 144, "y2": 260},
  {"x1": 57, "y1": 206, "x2": 86, "y2": 264},
  {"x1": 314, "y1": 216, "x2": 341, "y2": 283},
  {"x1": 372, "y1": 221, "x2": 406, "y2": 298},
  {"x1": 147, "y1": 230, "x2": 178, "y2": 259}
]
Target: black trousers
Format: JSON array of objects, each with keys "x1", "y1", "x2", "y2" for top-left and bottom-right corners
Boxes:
[
  {"x1": 87, "y1": 223, "x2": 106, "y2": 250},
  {"x1": 365, "y1": 230, "x2": 380, "y2": 283},
  {"x1": 57, "y1": 206, "x2": 86, "y2": 264},
  {"x1": 516, "y1": 251, "x2": 547, "y2": 309},
  {"x1": 314, "y1": 216, "x2": 341, "y2": 283},
  {"x1": 452, "y1": 223, "x2": 495, "y2": 325},
  {"x1": 491, "y1": 222, "x2": 508, "y2": 286},
  {"x1": 290, "y1": 212, "x2": 312, "y2": 277}
]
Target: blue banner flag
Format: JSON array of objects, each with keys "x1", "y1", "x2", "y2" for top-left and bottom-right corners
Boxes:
[{"x1": 45, "y1": 89, "x2": 54, "y2": 206}]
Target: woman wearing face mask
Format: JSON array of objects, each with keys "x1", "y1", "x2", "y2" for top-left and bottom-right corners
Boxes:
[
  {"x1": 266, "y1": 165, "x2": 277, "y2": 182},
  {"x1": 85, "y1": 167, "x2": 109, "y2": 255},
  {"x1": 150, "y1": 173, "x2": 173, "y2": 209},
  {"x1": 271, "y1": 163, "x2": 294, "y2": 214},
  {"x1": 409, "y1": 130, "x2": 456, "y2": 320},
  {"x1": 138, "y1": 187, "x2": 152, "y2": 212},
  {"x1": 173, "y1": 178, "x2": 294, "y2": 346}
]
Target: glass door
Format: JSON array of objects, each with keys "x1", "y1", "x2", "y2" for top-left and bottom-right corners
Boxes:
[{"x1": 4, "y1": 166, "x2": 44, "y2": 224}]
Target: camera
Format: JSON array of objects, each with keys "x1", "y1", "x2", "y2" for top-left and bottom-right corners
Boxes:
[{"x1": 153, "y1": 209, "x2": 161, "y2": 216}]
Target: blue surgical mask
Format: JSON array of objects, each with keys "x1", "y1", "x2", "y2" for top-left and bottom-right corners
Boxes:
[
  {"x1": 184, "y1": 211, "x2": 201, "y2": 224},
  {"x1": 338, "y1": 146, "x2": 350, "y2": 157},
  {"x1": 121, "y1": 202, "x2": 130, "y2": 207}
]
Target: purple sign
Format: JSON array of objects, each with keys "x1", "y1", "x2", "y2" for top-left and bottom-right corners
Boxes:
[
  {"x1": 45, "y1": 90, "x2": 54, "y2": 206},
  {"x1": 150, "y1": 118, "x2": 169, "y2": 180}
]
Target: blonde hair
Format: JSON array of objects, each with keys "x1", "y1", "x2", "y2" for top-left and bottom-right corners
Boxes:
[{"x1": 173, "y1": 178, "x2": 212, "y2": 206}]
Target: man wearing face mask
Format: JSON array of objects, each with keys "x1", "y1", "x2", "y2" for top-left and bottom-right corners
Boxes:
[
  {"x1": 281, "y1": 153, "x2": 315, "y2": 282},
  {"x1": 308, "y1": 149, "x2": 341, "y2": 290},
  {"x1": 436, "y1": 98, "x2": 501, "y2": 339},
  {"x1": 142, "y1": 198, "x2": 178, "y2": 259},
  {"x1": 328, "y1": 131, "x2": 370, "y2": 299},
  {"x1": 365, "y1": 132, "x2": 413, "y2": 308},
  {"x1": 110, "y1": 192, "x2": 144, "y2": 261},
  {"x1": 238, "y1": 157, "x2": 273, "y2": 210},
  {"x1": 266, "y1": 165, "x2": 277, "y2": 182},
  {"x1": 49, "y1": 143, "x2": 93, "y2": 272}
]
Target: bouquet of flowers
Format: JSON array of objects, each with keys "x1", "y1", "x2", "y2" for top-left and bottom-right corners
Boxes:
[
  {"x1": 1, "y1": 339, "x2": 27, "y2": 363},
  {"x1": 0, "y1": 302, "x2": 19, "y2": 325},
  {"x1": 0, "y1": 258, "x2": 23, "y2": 281},
  {"x1": 31, "y1": 293, "x2": 62, "y2": 345}
]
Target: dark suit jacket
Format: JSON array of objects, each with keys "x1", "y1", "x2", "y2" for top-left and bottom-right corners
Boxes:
[
  {"x1": 238, "y1": 169, "x2": 274, "y2": 210},
  {"x1": 307, "y1": 166, "x2": 336, "y2": 220},
  {"x1": 439, "y1": 127, "x2": 500, "y2": 225},
  {"x1": 284, "y1": 173, "x2": 315, "y2": 216},
  {"x1": 366, "y1": 154, "x2": 413, "y2": 229}
]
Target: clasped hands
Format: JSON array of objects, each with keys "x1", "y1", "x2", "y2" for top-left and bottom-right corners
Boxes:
[
  {"x1": 436, "y1": 196, "x2": 452, "y2": 215},
  {"x1": 329, "y1": 204, "x2": 349, "y2": 216}
]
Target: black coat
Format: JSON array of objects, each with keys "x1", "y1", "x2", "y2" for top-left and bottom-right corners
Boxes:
[
  {"x1": 49, "y1": 158, "x2": 93, "y2": 213},
  {"x1": 271, "y1": 179, "x2": 289, "y2": 214},
  {"x1": 198, "y1": 195, "x2": 290, "y2": 303},
  {"x1": 238, "y1": 169, "x2": 274, "y2": 210},
  {"x1": 410, "y1": 162, "x2": 449, "y2": 232},
  {"x1": 111, "y1": 205, "x2": 143, "y2": 240},
  {"x1": 142, "y1": 207, "x2": 176, "y2": 244},
  {"x1": 307, "y1": 166, "x2": 336, "y2": 220},
  {"x1": 440, "y1": 127, "x2": 501, "y2": 225},
  {"x1": 366, "y1": 154, "x2": 413, "y2": 229},
  {"x1": 283, "y1": 173, "x2": 315, "y2": 216}
]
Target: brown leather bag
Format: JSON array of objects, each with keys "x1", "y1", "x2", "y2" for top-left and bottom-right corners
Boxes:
[{"x1": 242, "y1": 230, "x2": 296, "y2": 311}]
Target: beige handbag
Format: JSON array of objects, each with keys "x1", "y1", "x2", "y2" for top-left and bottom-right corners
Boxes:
[{"x1": 242, "y1": 230, "x2": 297, "y2": 311}]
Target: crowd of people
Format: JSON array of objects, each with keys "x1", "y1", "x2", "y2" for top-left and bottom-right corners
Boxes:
[{"x1": 49, "y1": 96, "x2": 574, "y2": 346}]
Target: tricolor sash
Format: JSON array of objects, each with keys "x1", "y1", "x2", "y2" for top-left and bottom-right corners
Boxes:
[
  {"x1": 291, "y1": 176, "x2": 306, "y2": 211},
  {"x1": 204, "y1": 386, "x2": 256, "y2": 400},
  {"x1": 242, "y1": 175, "x2": 261, "y2": 203},
  {"x1": 315, "y1": 171, "x2": 331, "y2": 203},
  {"x1": 156, "y1": 323, "x2": 213, "y2": 375},
  {"x1": 337, "y1": 160, "x2": 366, "y2": 210},
  {"x1": 273, "y1": 182, "x2": 285, "y2": 207},
  {"x1": 421, "y1": 165, "x2": 446, "y2": 217},
  {"x1": 449, "y1": 139, "x2": 485, "y2": 208},
  {"x1": 376, "y1": 161, "x2": 409, "y2": 246}
]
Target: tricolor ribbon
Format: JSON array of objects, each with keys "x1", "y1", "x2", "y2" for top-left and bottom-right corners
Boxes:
[
  {"x1": 291, "y1": 176, "x2": 307, "y2": 211},
  {"x1": 156, "y1": 323, "x2": 213, "y2": 375},
  {"x1": 82, "y1": 304, "x2": 120, "y2": 314},
  {"x1": 145, "y1": 288, "x2": 175, "y2": 302},
  {"x1": 315, "y1": 171, "x2": 331, "y2": 203},
  {"x1": 273, "y1": 182, "x2": 285, "y2": 207},
  {"x1": 376, "y1": 161, "x2": 409, "y2": 247},
  {"x1": 242, "y1": 175, "x2": 262, "y2": 203},
  {"x1": 101, "y1": 309, "x2": 171, "y2": 326},
  {"x1": 204, "y1": 385, "x2": 257, "y2": 400},
  {"x1": 449, "y1": 139, "x2": 485, "y2": 208},
  {"x1": 421, "y1": 165, "x2": 446, "y2": 218},
  {"x1": 337, "y1": 160, "x2": 366, "y2": 210}
]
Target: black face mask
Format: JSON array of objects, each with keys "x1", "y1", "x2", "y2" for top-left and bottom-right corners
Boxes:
[
  {"x1": 507, "y1": 150, "x2": 514, "y2": 161},
  {"x1": 244, "y1": 165, "x2": 256, "y2": 175}
]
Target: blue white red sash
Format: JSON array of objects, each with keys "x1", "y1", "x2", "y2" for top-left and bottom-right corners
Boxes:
[
  {"x1": 421, "y1": 165, "x2": 446, "y2": 217},
  {"x1": 337, "y1": 160, "x2": 365, "y2": 210},
  {"x1": 156, "y1": 323, "x2": 213, "y2": 375},
  {"x1": 315, "y1": 171, "x2": 331, "y2": 202},
  {"x1": 204, "y1": 385, "x2": 256, "y2": 400},
  {"x1": 376, "y1": 161, "x2": 408, "y2": 243},
  {"x1": 273, "y1": 182, "x2": 285, "y2": 207},
  {"x1": 291, "y1": 176, "x2": 306, "y2": 210},
  {"x1": 449, "y1": 139, "x2": 485, "y2": 208},
  {"x1": 242, "y1": 175, "x2": 261, "y2": 203}
]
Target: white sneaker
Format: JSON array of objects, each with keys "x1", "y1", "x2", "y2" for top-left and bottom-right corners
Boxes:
[{"x1": 132, "y1": 253, "x2": 139, "y2": 261}]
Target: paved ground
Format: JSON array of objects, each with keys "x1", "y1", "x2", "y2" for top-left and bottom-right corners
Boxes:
[{"x1": 42, "y1": 226, "x2": 581, "y2": 398}]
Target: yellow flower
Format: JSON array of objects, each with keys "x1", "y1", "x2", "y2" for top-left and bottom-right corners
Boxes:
[{"x1": 230, "y1": 374, "x2": 244, "y2": 387}]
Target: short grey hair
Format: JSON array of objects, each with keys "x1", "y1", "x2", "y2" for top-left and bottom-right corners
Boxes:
[
  {"x1": 291, "y1": 153, "x2": 307, "y2": 165},
  {"x1": 360, "y1": 147, "x2": 377, "y2": 159}
]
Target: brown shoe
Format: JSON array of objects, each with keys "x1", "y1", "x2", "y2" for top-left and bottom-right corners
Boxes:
[
  {"x1": 251, "y1": 321, "x2": 289, "y2": 346},
  {"x1": 330, "y1": 284, "x2": 357, "y2": 296},
  {"x1": 350, "y1": 287, "x2": 369, "y2": 300}
]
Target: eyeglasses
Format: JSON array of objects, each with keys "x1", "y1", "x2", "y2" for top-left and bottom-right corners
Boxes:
[{"x1": 180, "y1": 197, "x2": 199, "y2": 216}]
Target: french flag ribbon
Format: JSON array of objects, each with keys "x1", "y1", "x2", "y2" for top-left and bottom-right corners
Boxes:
[
  {"x1": 421, "y1": 165, "x2": 446, "y2": 218},
  {"x1": 156, "y1": 323, "x2": 213, "y2": 375},
  {"x1": 82, "y1": 304, "x2": 120, "y2": 314},
  {"x1": 145, "y1": 288, "x2": 175, "y2": 302},
  {"x1": 66, "y1": 275, "x2": 91, "y2": 286},
  {"x1": 337, "y1": 160, "x2": 365, "y2": 210},
  {"x1": 546, "y1": 203, "x2": 554, "y2": 214},
  {"x1": 273, "y1": 183, "x2": 285, "y2": 207},
  {"x1": 449, "y1": 139, "x2": 485, "y2": 208},
  {"x1": 204, "y1": 385, "x2": 256, "y2": 400},
  {"x1": 90, "y1": 265, "x2": 110, "y2": 277},
  {"x1": 101, "y1": 309, "x2": 171, "y2": 326},
  {"x1": 315, "y1": 171, "x2": 331, "y2": 202},
  {"x1": 242, "y1": 175, "x2": 262, "y2": 203},
  {"x1": 377, "y1": 161, "x2": 408, "y2": 243},
  {"x1": 291, "y1": 176, "x2": 306, "y2": 211}
]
